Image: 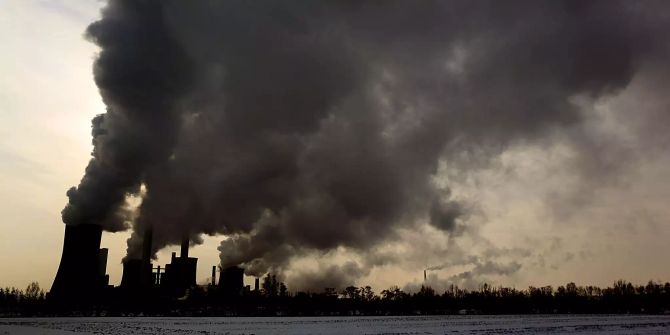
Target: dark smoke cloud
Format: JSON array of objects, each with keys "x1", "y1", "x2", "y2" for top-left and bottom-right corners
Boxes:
[
  {"x1": 429, "y1": 198, "x2": 465, "y2": 232},
  {"x1": 62, "y1": 0, "x2": 194, "y2": 231},
  {"x1": 66, "y1": 0, "x2": 670, "y2": 287}
]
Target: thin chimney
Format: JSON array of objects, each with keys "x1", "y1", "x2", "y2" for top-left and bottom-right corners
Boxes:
[
  {"x1": 212, "y1": 266, "x2": 217, "y2": 286},
  {"x1": 140, "y1": 228, "x2": 153, "y2": 287},
  {"x1": 142, "y1": 228, "x2": 153, "y2": 266},
  {"x1": 180, "y1": 235, "x2": 189, "y2": 258}
]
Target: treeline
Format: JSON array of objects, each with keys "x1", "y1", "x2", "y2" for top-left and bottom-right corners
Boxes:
[
  {"x1": 0, "y1": 282, "x2": 46, "y2": 316},
  {"x1": 2, "y1": 279, "x2": 670, "y2": 316},
  {"x1": 203, "y1": 278, "x2": 670, "y2": 316}
]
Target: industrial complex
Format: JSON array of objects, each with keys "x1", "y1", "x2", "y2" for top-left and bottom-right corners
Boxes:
[{"x1": 49, "y1": 224, "x2": 251, "y2": 302}]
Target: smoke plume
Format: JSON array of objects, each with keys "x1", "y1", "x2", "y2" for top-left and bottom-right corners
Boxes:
[{"x1": 63, "y1": 0, "x2": 670, "y2": 288}]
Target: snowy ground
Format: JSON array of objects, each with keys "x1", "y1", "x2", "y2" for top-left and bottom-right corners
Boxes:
[{"x1": 1, "y1": 315, "x2": 670, "y2": 334}]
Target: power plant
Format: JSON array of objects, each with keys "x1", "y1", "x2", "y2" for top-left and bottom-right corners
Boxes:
[{"x1": 50, "y1": 224, "x2": 257, "y2": 302}]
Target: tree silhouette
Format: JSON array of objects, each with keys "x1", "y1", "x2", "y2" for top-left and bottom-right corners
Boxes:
[{"x1": 2, "y1": 279, "x2": 670, "y2": 316}]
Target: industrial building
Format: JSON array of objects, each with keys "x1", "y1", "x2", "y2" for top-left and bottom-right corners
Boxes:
[{"x1": 158, "y1": 238, "x2": 198, "y2": 296}]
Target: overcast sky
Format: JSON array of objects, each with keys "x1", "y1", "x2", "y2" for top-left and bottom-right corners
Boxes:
[{"x1": 1, "y1": 0, "x2": 669, "y2": 293}]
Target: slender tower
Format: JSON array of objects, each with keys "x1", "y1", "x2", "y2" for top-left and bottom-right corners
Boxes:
[
  {"x1": 180, "y1": 234, "x2": 189, "y2": 259},
  {"x1": 140, "y1": 227, "x2": 153, "y2": 287}
]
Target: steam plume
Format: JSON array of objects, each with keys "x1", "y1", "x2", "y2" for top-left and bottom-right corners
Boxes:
[{"x1": 64, "y1": 0, "x2": 670, "y2": 288}]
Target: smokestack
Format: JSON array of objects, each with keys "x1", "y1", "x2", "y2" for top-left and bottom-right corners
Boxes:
[
  {"x1": 180, "y1": 236, "x2": 189, "y2": 259},
  {"x1": 140, "y1": 228, "x2": 153, "y2": 286},
  {"x1": 142, "y1": 228, "x2": 153, "y2": 265},
  {"x1": 424, "y1": 269, "x2": 427, "y2": 281},
  {"x1": 255, "y1": 277, "x2": 260, "y2": 291},
  {"x1": 212, "y1": 266, "x2": 216, "y2": 286}
]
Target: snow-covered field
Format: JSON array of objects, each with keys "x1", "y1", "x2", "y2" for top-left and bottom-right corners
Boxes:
[{"x1": 1, "y1": 315, "x2": 670, "y2": 334}]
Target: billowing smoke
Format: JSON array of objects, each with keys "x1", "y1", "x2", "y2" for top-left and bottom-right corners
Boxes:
[
  {"x1": 62, "y1": 0, "x2": 194, "y2": 231},
  {"x1": 63, "y1": 0, "x2": 670, "y2": 287}
]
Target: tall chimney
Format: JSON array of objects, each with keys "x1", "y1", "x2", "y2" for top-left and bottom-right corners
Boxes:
[
  {"x1": 140, "y1": 228, "x2": 153, "y2": 286},
  {"x1": 255, "y1": 277, "x2": 260, "y2": 291},
  {"x1": 212, "y1": 266, "x2": 217, "y2": 286},
  {"x1": 142, "y1": 228, "x2": 153, "y2": 266},
  {"x1": 424, "y1": 270, "x2": 427, "y2": 281},
  {"x1": 180, "y1": 235, "x2": 189, "y2": 258}
]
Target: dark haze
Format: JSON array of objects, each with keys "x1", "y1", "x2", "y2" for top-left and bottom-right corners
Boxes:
[{"x1": 62, "y1": 0, "x2": 670, "y2": 288}]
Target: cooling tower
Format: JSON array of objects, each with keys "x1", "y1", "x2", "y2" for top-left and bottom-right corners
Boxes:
[
  {"x1": 50, "y1": 224, "x2": 107, "y2": 301},
  {"x1": 121, "y1": 228, "x2": 154, "y2": 289},
  {"x1": 219, "y1": 266, "x2": 244, "y2": 297}
]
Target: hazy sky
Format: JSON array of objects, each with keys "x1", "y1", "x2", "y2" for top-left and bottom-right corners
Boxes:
[{"x1": 1, "y1": 0, "x2": 669, "y2": 293}]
